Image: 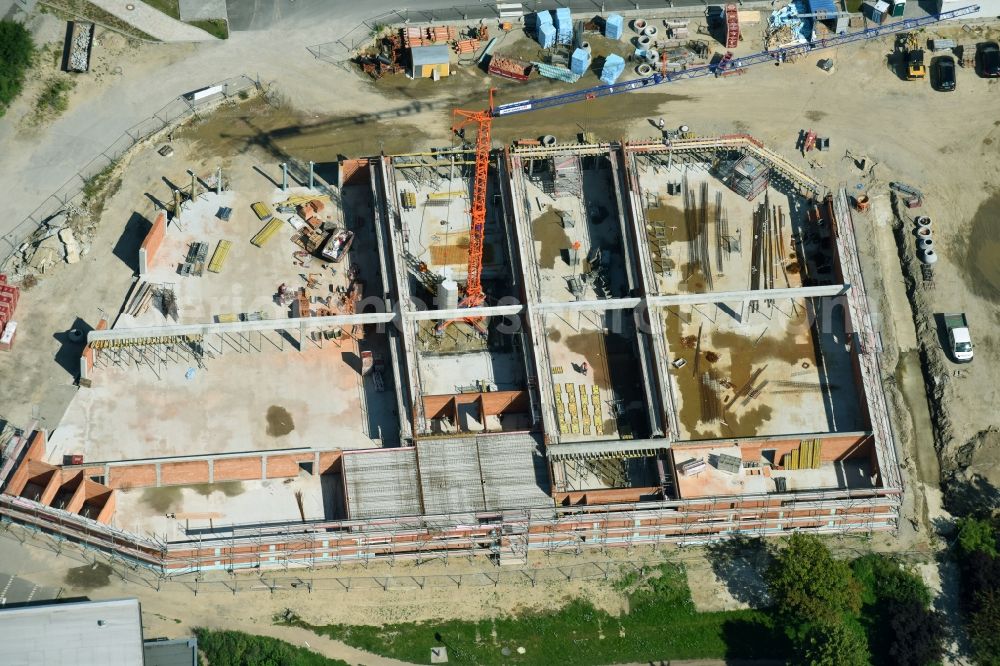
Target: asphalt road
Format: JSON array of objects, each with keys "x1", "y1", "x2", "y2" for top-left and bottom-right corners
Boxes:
[
  {"x1": 0, "y1": 573, "x2": 62, "y2": 607},
  {"x1": 225, "y1": 0, "x2": 715, "y2": 31}
]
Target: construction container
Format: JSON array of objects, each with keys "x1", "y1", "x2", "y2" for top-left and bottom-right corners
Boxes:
[
  {"x1": 600, "y1": 53, "x2": 626, "y2": 84},
  {"x1": 570, "y1": 48, "x2": 591, "y2": 76},
  {"x1": 410, "y1": 45, "x2": 450, "y2": 78},
  {"x1": 605, "y1": 13, "x2": 623, "y2": 40},
  {"x1": 0, "y1": 321, "x2": 16, "y2": 352}
]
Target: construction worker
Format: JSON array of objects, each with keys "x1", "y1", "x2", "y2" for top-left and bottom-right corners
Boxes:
[
  {"x1": 658, "y1": 117, "x2": 665, "y2": 130},
  {"x1": 580, "y1": 361, "x2": 589, "y2": 376}
]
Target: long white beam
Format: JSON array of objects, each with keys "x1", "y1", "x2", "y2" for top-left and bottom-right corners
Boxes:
[
  {"x1": 88, "y1": 284, "x2": 849, "y2": 343},
  {"x1": 647, "y1": 284, "x2": 849, "y2": 307}
]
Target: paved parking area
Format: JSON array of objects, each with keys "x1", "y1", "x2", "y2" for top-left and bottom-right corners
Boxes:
[{"x1": 0, "y1": 573, "x2": 62, "y2": 607}]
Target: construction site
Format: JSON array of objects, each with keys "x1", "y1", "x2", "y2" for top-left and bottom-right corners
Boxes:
[
  {"x1": 0, "y1": 118, "x2": 902, "y2": 574},
  {"x1": 31, "y1": 0, "x2": 1000, "y2": 579}
]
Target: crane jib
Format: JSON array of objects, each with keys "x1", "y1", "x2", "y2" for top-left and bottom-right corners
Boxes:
[{"x1": 490, "y1": 4, "x2": 980, "y2": 118}]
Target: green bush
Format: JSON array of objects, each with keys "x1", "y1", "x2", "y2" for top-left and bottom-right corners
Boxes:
[
  {"x1": 798, "y1": 621, "x2": 870, "y2": 666},
  {"x1": 957, "y1": 517, "x2": 999, "y2": 557},
  {"x1": 195, "y1": 629, "x2": 349, "y2": 666},
  {"x1": 0, "y1": 20, "x2": 35, "y2": 115}
]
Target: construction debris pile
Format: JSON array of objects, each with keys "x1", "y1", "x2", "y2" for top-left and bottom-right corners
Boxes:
[
  {"x1": 766, "y1": 1, "x2": 812, "y2": 49},
  {"x1": 66, "y1": 21, "x2": 94, "y2": 73}
]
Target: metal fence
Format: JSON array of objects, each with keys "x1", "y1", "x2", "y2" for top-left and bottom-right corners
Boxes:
[
  {"x1": 0, "y1": 74, "x2": 261, "y2": 273},
  {"x1": 307, "y1": 1, "x2": 772, "y2": 67}
]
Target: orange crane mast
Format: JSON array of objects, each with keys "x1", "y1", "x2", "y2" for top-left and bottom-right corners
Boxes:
[{"x1": 436, "y1": 91, "x2": 494, "y2": 336}]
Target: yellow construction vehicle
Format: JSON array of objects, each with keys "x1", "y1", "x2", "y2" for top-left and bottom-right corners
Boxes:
[{"x1": 898, "y1": 33, "x2": 926, "y2": 80}]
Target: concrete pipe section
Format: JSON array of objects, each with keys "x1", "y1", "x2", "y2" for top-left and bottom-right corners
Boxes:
[
  {"x1": 920, "y1": 249, "x2": 939, "y2": 264},
  {"x1": 542, "y1": 135, "x2": 557, "y2": 146},
  {"x1": 643, "y1": 26, "x2": 659, "y2": 37},
  {"x1": 637, "y1": 64, "x2": 653, "y2": 75},
  {"x1": 633, "y1": 19, "x2": 647, "y2": 31},
  {"x1": 918, "y1": 238, "x2": 934, "y2": 250}
]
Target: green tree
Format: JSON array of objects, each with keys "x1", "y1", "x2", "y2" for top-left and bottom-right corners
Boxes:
[
  {"x1": 798, "y1": 621, "x2": 870, "y2": 666},
  {"x1": 766, "y1": 533, "x2": 862, "y2": 626},
  {"x1": 887, "y1": 601, "x2": 946, "y2": 666},
  {"x1": 0, "y1": 20, "x2": 35, "y2": 113},
  {"x1": 969, "y1": 589, "x2": 1000, "y2": 666},
  {"x1": 957, "y1": 517, "x2": 998, "y2": 557}
]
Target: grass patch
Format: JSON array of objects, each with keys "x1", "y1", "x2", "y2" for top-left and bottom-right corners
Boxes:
[
  {"x1": 143, "y1": 0, "x2": 180, "y2": 19},
  {"x1": 195, "y1": 629, "x2": 350, "y2": 666},
  {"x1": 0, "y1": 20, "x2": 36, "y2": 116},
  {"x1": 34, "y1": 76, "x2": 75, "y2": 117},
  {"x1": 282, "y1": 563, "x2": 785, "y2": 665},
  {"x1": 82, "y1": 159, "x2": 122, "y2": 217},
  {"x1": 190, "y1": 19, "x2": 229, "y2": 40}
]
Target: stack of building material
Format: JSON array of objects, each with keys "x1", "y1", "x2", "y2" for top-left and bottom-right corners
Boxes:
[
  {"x1": 0, "y1": 275, "x2": 19, "y2": 351},
  {"x1": 454, "y1": 38, "x2": 480, "y2": 54},
  {"x1": 532, "y1": 61, "x2": 580, "y2": 83},
  {"x1": 600, "y1": 54, "x2": 625, "y2": 84},
  {"x1": 781, "y1": 439, "x2": 823, "y2": 470},
  {"x1": 570, "y1": 47, "x2": 591, "y2": 76},
  {"x1": 402, "y1": 25, "x2": 458, "y2": 47},
  {"x1": 488, "y1": 55, "x2": 533, "y2": 81},
  {"x1": 536, "y1": 11, "x2": 555, "y2": 48},
  {"x1": 555, "y1": 8, "x2": 573, "y2": 44},
  {"x1": 605, "y1": 13, "x2": 623, "y2": 39}
]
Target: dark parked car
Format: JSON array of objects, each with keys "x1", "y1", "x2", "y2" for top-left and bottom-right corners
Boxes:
[
  {"x1": 979, "y1": 42, "x2": 1000, "y2": 77},
  {"x1": 935, "y1": 56, "x2": 956, "y2": 91}
]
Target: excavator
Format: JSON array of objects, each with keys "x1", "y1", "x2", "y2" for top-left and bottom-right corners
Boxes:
[{"x1": 898, "y1": 32, "x2": 926, "y2": 80}]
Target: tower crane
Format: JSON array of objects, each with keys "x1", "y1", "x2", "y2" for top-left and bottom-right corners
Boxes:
[{"x1": 435, "y1": 90, "x2": 494, "y2": 336}]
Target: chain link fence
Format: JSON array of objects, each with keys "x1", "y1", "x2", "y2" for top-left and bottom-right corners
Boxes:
[{"x1": 1, "y1": 74, "x2": 261, "y2": 274}]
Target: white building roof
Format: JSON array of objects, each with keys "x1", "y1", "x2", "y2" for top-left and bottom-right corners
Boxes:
[{"x1": 0, "y1": 598, "x2": 144, "y2": 666}]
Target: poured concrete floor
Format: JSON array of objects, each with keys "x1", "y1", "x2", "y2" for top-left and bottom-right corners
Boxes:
[
  {"x1": 112, "y1": 473, "x2": 338, "y2": 541},
  {"x1": 634, "y1": 164, "x2": 807, "y2": 296},
  {"x1": 46, "y1": 343, "x2": 399, "y2": 464},
  {"x1": 664, "y1": 296, "x2": 863, "y2": 441}
]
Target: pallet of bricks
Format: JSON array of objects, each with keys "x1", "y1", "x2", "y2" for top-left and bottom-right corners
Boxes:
[{"x1": 0, "y1": 274, "x2": 20, "y2": 351}]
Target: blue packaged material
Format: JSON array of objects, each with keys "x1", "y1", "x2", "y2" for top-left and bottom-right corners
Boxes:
[
  {"x1": 570, "y1": 48, "x2": 591, "y2": 76},
  {"x1": 605, "y1": 13, "x2": 624, "y2": 40},
  {"x1": 600, "y1": 54, "x2": 625, "y2": 84},
  {"x1": 555, "y1": 8, "x2": 573, "y2": 44},
  {"x1": 535, "y1": 10, "x2": 552, "y2": 25},
  {"x1": 538, "y1": 23, "x2": 556, "y2": 48}
]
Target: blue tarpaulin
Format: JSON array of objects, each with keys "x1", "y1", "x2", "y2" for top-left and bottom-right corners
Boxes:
[
  {"x1": 600, "y1": 53, "x2": 625, "y2": 84},
  {"x1": 605, "y1": 13, "x2": 623, "y2": 40},
  {"x1": 571, "y1": 48, "x2": 591, "y2": 75},
  {"x1": 538, "y1": 23, "x2": 556, "y2": 48}
]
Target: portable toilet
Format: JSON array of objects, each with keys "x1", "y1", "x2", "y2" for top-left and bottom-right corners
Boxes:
[
  {"x1": 890, "y1": 0, "x2": 906, "y2": 16},
  {"x1": 538, "y1": 22, "x2": 556, "y2": 48},
  {"x1": 570, "y1": 47, "x2": 591, "y2": 76},
  {"x1": 605, "y1": 13, "x2": 624, "y2": 40}
]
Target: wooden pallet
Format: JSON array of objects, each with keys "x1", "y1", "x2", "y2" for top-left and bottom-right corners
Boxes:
[{"x1": 208, "y1": 240, "x2": 232, "y2": 273}]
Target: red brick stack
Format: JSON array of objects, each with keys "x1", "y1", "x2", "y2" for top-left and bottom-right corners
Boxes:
[{"x1": 0, "y1": 274, "x2": 20, "y2": 351}]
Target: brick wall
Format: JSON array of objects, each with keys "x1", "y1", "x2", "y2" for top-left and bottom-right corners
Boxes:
[
  {"x1": 4, "y1": 430, "x2": 48, "y2": 496},
  {"x1": 138, "y1": 211, "x2": 167, "y2": 275},
  {"x1": 340, "y1": 159, "x2": 371, "y2": 186},
  {"x1": 265, "y1": 453, "x2": 316, "y2": 479},
  {"x1": 160, "y1": 461, "x2": 210, "y2": 486},
  {"x1": 108, "y1": 464, "x2": 157, "y2": 489},
  {"x1": 214, "y1": 457, "x2": 262, "y2": 482}
]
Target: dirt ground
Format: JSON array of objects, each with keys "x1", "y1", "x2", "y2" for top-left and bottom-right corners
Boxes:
[{"x1": 2, "y1": 13, "x2": 1000, "y2": 660}]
